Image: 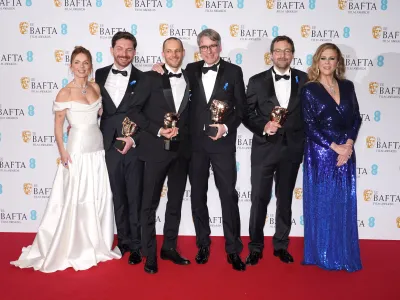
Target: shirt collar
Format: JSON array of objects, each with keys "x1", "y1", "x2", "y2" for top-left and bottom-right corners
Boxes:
[
  {"x1": 273, "y1": 66, "x2": 291, "y2": 77},
  {"x1": 165, "y1": 64, "x2": 182, "y2": 75},
  {"x1": 112, "y1": 63, "x2": 132, "y2": 73},
  {"x1": 203, "y1": 59, "x2": 221, "y2": 68}
]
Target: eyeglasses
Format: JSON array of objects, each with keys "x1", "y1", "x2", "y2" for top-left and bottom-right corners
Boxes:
[
  {"x1": 273, "y1": 49, "x2": 293, "y2": 55},
  {"x1": 199, "y1": 44, "x2": 219, "y2": 53}
]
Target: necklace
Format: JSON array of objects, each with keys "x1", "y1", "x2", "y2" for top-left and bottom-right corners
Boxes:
[
  {"x1": 320, "y1": 80, "x2": 336, "y2": 95},
  {"x1": 73, "y1": 80, "x2": 88, "y2": 95}
]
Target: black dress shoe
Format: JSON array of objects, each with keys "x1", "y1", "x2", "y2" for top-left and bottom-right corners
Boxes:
[
  {"x1": 227, "y1": 253, "x2": 246, "y2": 271},
  {"x1": 144, "y1": 257, "x2": 158, "y2": 274},
  {"x1": 195, "y1": 246, "x2": 210, "y2": 264},
  {"x1": 160, "y1": 248, "x2": 191, "y2": 265},
  {"x1": 245, "y1": 251, "x2": 263, "y2": 265},
  {"x1": 273, "y1": 249, "x2": 294, "y2": 264},
  {"x1": 128, "y1": 250, "x2": 142, "y2": 265}
]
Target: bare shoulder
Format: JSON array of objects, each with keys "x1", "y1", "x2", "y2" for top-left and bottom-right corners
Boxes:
[
  {"x1": 55, "y1": 87, "x2": 71, "y2": 103},
  {"x1": 90, "y1": 81, "x2": 100, "y2": 94}
]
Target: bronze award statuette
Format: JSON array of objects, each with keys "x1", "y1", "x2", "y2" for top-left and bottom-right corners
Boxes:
[
  {"x1": 114, "y1": 117, "x2": 138, "y2": 151},
  {"x1": 206, "y1": 99, "x2": 229, "y2": 137},
  {"x1": 270, "y1": 106, "x2": 288, "y2": 125},
  {"x1": 163, "y1": 112, "x2": 179, "y2": 151}
]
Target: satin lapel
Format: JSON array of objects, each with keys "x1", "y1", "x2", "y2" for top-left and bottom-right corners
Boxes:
[
  {"x1": 178, "y1": 70, "x2": 190, "y2": 115},
  {"x1": 97, "y1": 65, "x2": 116, "y2": 111},
  {"x1": 162, "y1": 73, "x2": 176, "y2": 113},
  {"x1": 286, "y1": 69, "x2": 299, "y2": 112},
  {"x1": 264, "y1": 69, "x2": 280, "y2": 107},
  {"x1": 208, "y1": 60, "x2": 225, "y2": 104},
  {"x1": 195, "y1": 63, "x2": 208, "y2": 103},
  {"x1": 117, "y1": 65, "x2": 139, "y2": 110}
]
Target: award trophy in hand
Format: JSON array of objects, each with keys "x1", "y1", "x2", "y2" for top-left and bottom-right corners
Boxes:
[
  {"x1": 270, "y1": 106, "x2": 288, "y2": 125},
  {"x1": 163, "y1": 112, "x2": 179, "y2": 151},
  {"x1": 114, "y1": 117, "x2": 138, "y2": 151},
  {"x1": 206, "y1": 99, "x2": 229, "y2": 137}
]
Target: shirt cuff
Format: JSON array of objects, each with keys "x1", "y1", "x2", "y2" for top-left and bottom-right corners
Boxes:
[
  {"x1": 223, "y1": 124, "x2": 228, "y2": 137},
  {"x1": 157, "y1": 128, "x2": 162, "y2": 137},
  {"x1": 129, "y1": 137, "x2": 136, "y2": 148}
]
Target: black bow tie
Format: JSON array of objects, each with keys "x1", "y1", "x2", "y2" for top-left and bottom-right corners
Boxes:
[
  {"x1": 112, "y1": 69, "x2": 128, "y2": 77},
  {"x1": 275, "y1": 74, "x2": 290, "y2": 81},
  {"x1": 202, "y1": 62, "x2": 219, "y2": 74},
  {"x1": 168, "y1": 72, "x2": 182, "y2": 78}
]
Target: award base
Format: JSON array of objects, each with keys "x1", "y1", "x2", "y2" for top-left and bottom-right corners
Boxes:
[
  {"x1": 113, "y1": 139, "x2": 126, "y2": 151},
  {"x1": 204, "y1": 125, "x2": 218, "y2": 138},
  {"x1": 164, "y1": 139, "x2": 179, "y2": 151}
]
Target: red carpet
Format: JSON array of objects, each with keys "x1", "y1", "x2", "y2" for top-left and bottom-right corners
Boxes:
[{"x1": 1, "y1": 233, "x2": 399, "y2": 300}]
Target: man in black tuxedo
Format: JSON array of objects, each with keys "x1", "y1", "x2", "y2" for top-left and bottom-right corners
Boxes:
[
  {"x1": 128, "y1": 37, "x2": 191, "y2": 274},
  {"x1": 243, "y1": 36, "x2": 308, "y2": 265},
  {"x1": 95, "y1": 32, "x2": 144, "y2": 265},
  {"x1": 186, "y1": 29, "x2": 247, "y2": 271}
]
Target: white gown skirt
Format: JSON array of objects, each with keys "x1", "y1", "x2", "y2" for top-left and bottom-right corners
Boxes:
[{"x1": 11, "y1": 150, "x2": 121, "y2": 273}]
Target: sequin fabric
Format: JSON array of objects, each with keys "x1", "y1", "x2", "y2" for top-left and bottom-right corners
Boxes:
[{"x1": 301, "y1": 80, "x2": 362, "y2": 272}]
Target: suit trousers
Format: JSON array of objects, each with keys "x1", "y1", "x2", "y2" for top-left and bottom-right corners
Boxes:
[
  {"x1": 190, "y1": 151, "x2": 243, "y2": 254},
  {"x1": 248, "y1": 146, "x2": 300, "y2": 252},
  {"x1": 105, "y1": 148, "x2": 144, "y2": 251}
]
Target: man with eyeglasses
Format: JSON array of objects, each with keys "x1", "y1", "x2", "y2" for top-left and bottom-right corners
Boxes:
[
  {"x1": 242, "y1": 36, "x2": 308, "y2": 266},
  {"x1": 186, "y1": 28, "x2": 247, "y2": 271}
]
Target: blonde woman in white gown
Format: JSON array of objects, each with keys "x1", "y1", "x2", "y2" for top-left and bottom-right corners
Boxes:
[{"x1": 11, "y1": 47, "x2": 121, "y2": 273}]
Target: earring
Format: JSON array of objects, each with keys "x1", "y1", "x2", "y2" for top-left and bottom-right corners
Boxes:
[
  {"x1": 317, "y1": 68, "x2": 320, "y2": 76},
  {"x1": 335, "y1": 67, "x2": 339, "y2": 77}
]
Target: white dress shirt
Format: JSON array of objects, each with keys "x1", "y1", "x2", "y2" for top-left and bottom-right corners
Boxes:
[
  {"x1": 104, "y1": 64, "x2": 135, "y2": 147},
  {"x1": 201, "y1": 61, "x2": 228, "y2": 136},
  {"x1": 272, "y1": 67, "x2": 291, "y2": 109},
  {"x1": 165, "y1": 64, "x2": 186, "y2": 112},
  {"x1": 104, "y1": 64, "x2": 131, "y2": 108}
]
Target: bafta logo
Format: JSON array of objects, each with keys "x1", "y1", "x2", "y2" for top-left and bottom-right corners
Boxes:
[
  {"x1": 54, "y1": 50, "x2": 64, "y2": 62},
  {"x1": 266, "y1": 0, "x2": 274, "y2": 9},
  {"x1": 230, "y1": 24, "x2": 239, "y2": 37},
  {"x1": 195, "y1": 0, "x2": 204, "y2": 8},
  {"x1": 372, "y1": 26, "x2": 382, "y2": 39},
  {"x1": 264, "y1": 52, "x2": 272, "y2": 65},
  {"x1": 363, "y1": 189, "x2": 373, "y2": 201},
  {"x1": 338, "y1": 0, "x2": 347, "y2": 10},
  {"x1": 396, "y1": 217, "x2": 400, "y2": 229},
  {"x1": 23, "y1": 183, "x2": 33, "y2": 195},
  {"x1": 294, "y1": 188, "x2": 303, "y2": 200},
  {"x1": 19, "y1": 22, "x2": 29, "y2": 34},
  {"x1": 301, "y1": 25, "x2": 311, "y2": 38},
  {"x1": 54, "y1": 0, "x2": 62, "y2": 7},
  {"x1": 20, "y1": 77, "x2": 30, "y2": 90},
  {"x1": 194, "y1": 52, "x2": 201, "y2": 62},
  {"x1": 22, "y1": 130, "x2": 32, "y2": 143},
  {"x1": 366, "y1": 136, "x2": 376, "y2": 149},
  {"x1": 159, "y1": 23, "x2": 169, "y2": 36},
  {"x1": 369, "y1": 82, "x2": 379, "y2": 94},
  {"x1": 89, "y1": 22, "x2": 99, "y2": 35},
  {"x1": 124, "y1": 0, "x2": 133, "y2": 7},
  {"x1": 56, "y1": 157, "x2": 61, "y2": 165},
  {"x1": 161, "y1": 185, "x2": 168, "y2": 198}
]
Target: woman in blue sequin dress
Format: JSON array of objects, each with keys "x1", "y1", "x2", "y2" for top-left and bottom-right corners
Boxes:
[{"x1": 301, "y1": 43, "x2": 362, "y2": 272}]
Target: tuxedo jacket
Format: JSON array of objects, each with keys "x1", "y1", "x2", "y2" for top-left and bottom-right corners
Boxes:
[
  {"x1": 185, "y1": 59, "x2": 246, "y2": 153},
  {"x1": 95, "y1": 64, "x2": 144, "y2": 152},
  {"x1": 243, "y1": 67, "x2": 308, "y2": 164},
  {"x1": 128, "y1": 70, "x2": 191, "y2": 162}
]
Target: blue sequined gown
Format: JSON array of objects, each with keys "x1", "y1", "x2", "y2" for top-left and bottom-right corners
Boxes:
[{"x1": 301, "y1": 80, "x2": 362, "y2": 272}]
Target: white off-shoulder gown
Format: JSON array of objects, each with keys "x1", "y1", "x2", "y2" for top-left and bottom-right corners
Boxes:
[{"x1": 11, "y1": 98, "x2": 121, "y2": 273}]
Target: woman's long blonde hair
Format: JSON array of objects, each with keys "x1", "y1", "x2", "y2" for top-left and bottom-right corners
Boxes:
[{"x1": 307, "y1": 43, "x2": 346, "y2": 82}]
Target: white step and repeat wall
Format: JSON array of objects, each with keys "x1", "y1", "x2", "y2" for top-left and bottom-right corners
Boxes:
[{"x1": 0, "y1": 0, "x2": 399, "y2": 239}]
